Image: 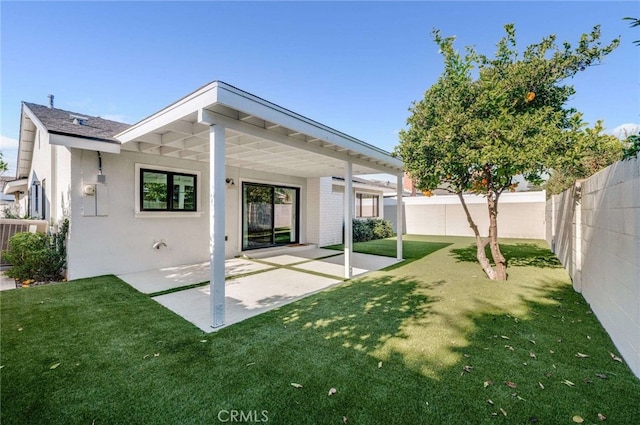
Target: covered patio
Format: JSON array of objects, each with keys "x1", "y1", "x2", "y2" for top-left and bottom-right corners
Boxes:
[
  {"x1": 115, "y1": 81, "x2": 404, "y2": 329},
  {"x1": 118, "y1": 245, "x2": 400, "y2": 332}
]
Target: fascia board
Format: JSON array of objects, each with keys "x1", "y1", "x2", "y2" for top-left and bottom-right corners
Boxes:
[
  {"x1": 115, "y1": 82, "x2": 220, "y2": 142},
  {"x1": 50, "y1": 134, "x2": 121, "y2": 154},
  {"x1": 3, "y1": 178, "x2": 28, "y2": 195},
  {"x1": 16, "y1": 104, "x2": 46, "y2": 178}
]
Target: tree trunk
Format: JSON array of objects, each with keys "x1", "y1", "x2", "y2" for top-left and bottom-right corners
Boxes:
[
  {"x1": 486, "y1": 192, "x2": 507, "y2": 280},
  {"x1": 457, "y1": 192, "x2": 496, "y2": 279}
]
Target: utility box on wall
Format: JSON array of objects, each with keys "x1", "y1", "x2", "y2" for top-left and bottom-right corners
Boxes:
[{"x1": 82, "y1": 183, "x2": 109, "y2": 216}]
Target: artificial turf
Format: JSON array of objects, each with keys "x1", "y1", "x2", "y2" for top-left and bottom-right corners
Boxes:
[{"x1": 1, "y1": 235, "x2": 638, "y2": 424}]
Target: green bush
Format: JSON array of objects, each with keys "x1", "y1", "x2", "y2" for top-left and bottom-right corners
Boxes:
[
  {"x1": 352, "y1": 218, "x2": 394, "y2": 243},
  {"x1": 371, "y1": 218, "x2": 394, "y2": 239},
  {"x1": 2, "y1": 219, "x2": 68, "y2": 283},
  {"x1": 353, "y1": 219, "x2": 374, "y2": 242}
]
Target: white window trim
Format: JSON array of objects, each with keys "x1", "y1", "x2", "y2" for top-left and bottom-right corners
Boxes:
[
  {"x1": 134, "y1": 163, "x2": 203, "y2": 218},
  {"x1": 354, "y1": 191, "x2": 382, "y2": 219}
]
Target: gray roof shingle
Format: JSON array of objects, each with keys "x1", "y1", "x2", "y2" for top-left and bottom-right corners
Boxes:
[{"x1": 24, "y1": 102, "x2": 131, "y2": 143}]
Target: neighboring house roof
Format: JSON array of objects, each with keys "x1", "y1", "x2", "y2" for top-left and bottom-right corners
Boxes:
[
  {"x1": 332, "y1": 176, "x2": 388, "y2": 190},
  {"x1": 23, "y1": 102, "x2": 130, "y2": 143}
]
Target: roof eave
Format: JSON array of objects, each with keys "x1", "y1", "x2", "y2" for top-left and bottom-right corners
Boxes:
[{"x1": 116, "y1": 81, "x2": 403, "y2": 174}]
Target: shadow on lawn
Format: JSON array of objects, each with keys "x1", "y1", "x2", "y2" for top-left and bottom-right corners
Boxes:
[
  {"x1": 3, "y1": 270, "x2": 639, "y2": 424},
  {"x1": 450, "y1": 242, "x2": 562, "y2": 268},
  {"x1": 280, "y1": 274, "x2": 434, "y2": 354},
  {"x1": 274, "y1": 272, "x2": 640, "y2": 423},
  {"x1": 444, "y1": 279, "x2": 640, "y2": 424}
]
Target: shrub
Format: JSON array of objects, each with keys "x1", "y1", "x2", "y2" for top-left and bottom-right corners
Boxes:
[
  {"x1": 352, "y1": 218, "x2": 394, "y2": 243},
  {"x1": 2, "y1": 219, "x2": 69, "y2": 283},
  {"x1": 353, "y1": 219, "x2": 374, "y2": 243},
  {"x1": 371, "y1": 218, "x2": 394, "y2": 240}
]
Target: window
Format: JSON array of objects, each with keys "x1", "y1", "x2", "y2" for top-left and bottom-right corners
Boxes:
[
  {"x1": 355, "y1": 193, "x2": 379, "y2": 218},
  {"x1": 140, "y1": 168, "x2": 197, "y2": 212}
]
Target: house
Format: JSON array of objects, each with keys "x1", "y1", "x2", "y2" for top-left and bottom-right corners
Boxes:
[{"x1": 6, "y1": 81, "x2": 404, "y2": 326}]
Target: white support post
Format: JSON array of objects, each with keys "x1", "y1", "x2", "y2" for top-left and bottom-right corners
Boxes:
[
  {"x1": 396, "y1": 173, "x2": 403, "y2": 260},
  {"x1": 344, "y1": 161, "x2": 353, "y2": 279},
  {"x1": 209, "y1": 123, "x2": 226, "y2": 328}
]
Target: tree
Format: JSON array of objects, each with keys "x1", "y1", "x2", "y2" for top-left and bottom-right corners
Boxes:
[
  {"x1": 545, "y1": 121, "x2": 624, "y2": 195},
  {"x1": 395, "y1": 24, "x2": 619, "y2": 280},
  {"x1": 0, "y1": 152, "x2": 8, "y2": 174},
  {"x1": 623, "y1": 17, "x2": 640, "y2": 45}
]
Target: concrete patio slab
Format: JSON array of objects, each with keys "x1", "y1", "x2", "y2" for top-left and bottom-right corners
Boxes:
[
  {"x1": 152, "y1": 268, "x2": 341, "y2": 332},
  {"x1": 118, "y1": 259, "x2": 273, "y2": 294},
  {"x1": 292, "y1": 252, "x2": 401, "y2": 278},
  {"x1": 1, "y1": 271, "x2": 16, "y2": 291},
  {"x1": 118, "y1": 248, "x2": 402, "y2": 332}
]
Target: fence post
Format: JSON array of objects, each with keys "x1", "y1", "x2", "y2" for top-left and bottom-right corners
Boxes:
[{"x1": 573, "y1": 181, "x2": 583, "y2": 293}]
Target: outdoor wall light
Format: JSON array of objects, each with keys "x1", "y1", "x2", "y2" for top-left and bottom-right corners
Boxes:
[{"x1": 225, "y1": 178, "x2": 235, "y2": 186}]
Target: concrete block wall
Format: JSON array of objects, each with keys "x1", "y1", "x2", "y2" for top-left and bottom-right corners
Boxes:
[
  {"x1": 547, "y1": 157, "x2": 640, "y2": 377},
  {"x1": 547, "y1": 186, "x2": 580, "y2": 288},
  {"x1": 384, "y1": 191, "x2": 546, "y2": 239}
]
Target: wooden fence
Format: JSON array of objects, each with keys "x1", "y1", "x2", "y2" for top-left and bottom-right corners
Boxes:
[{"x1": 0, "y1": 219, "x2": 49, "y2": 255}]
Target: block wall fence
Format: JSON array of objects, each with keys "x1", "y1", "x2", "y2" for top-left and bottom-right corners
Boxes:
[
  {"x1": 384, "y1": 191, "x2": 546, "y2": 239},
  {"x1": 546, "y1": 157, "x2": 639, "y2": 377}
]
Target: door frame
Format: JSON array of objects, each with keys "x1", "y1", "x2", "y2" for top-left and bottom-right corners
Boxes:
[{"x1": 241, "y1": 181, "x2": 300, "y2": 250}]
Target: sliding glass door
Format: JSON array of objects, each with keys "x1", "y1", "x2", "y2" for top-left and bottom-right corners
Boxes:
[{"x1": 242, "y1": 182, "x2": 299, "y2": 250}]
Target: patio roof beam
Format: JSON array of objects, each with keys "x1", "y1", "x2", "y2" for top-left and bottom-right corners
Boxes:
[{"x1": 199, "y1": 109, "x2": 401, "y2": 175}]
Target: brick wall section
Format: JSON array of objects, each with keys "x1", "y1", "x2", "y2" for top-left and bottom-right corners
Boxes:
[
  {"x1": 306, "y1": 177, "x2": 346, "y2": 247},
  {"x1": 323, "y1": 184, "x2": 345, "y2": 246},
  {"x1": 547, "y1": 157, "x2": 640, "y2": 377},
  {"x1": 306, "y1": 177, "x2": 321, "y2": 246}
]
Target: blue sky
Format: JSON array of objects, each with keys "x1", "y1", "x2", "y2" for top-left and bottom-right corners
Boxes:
[{"x1": 1, "y1": 1, "x2": 639, "y2": 177}]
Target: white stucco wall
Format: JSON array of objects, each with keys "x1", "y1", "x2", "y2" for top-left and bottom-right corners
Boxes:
[
  {"x1": 66, "y1": 149, "x2": 307, "y2": 279},
  {"x1": 27, "y1": 128, "x2": 52, "y2": 220},
  {"x1": 385, "y1": 191, "x2": 546, "y2": 239},
  {"x1": 547, "y1": 158, "x2": 639, "y2": 377},
  {"x1": 53, "y1": 145, "x2": 73, "y2": 222}
]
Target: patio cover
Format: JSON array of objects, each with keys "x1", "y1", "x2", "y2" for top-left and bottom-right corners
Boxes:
[{"x1": 115, "y1": 81, "x2": 404, "y2": 328}]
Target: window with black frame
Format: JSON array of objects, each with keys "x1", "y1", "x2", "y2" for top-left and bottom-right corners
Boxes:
[{"x1": 141, "y1": 169, "x2": 196, "y2": 211}]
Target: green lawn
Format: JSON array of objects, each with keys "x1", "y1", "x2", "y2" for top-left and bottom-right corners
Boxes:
[{"x1": 1, "y1": 235, "x2": 638, "y2": 424}]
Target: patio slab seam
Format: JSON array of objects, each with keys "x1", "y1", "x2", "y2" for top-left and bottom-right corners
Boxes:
[
  {"x1": 248, "y1": 253, "x2": 344, "y2": 268},
  {"x1": 146, "y1": 259, "x2": 348, "y2": 298}
]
